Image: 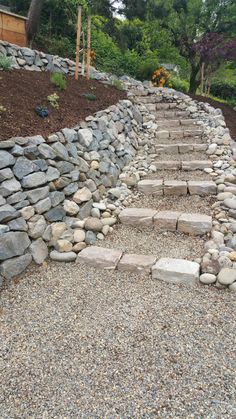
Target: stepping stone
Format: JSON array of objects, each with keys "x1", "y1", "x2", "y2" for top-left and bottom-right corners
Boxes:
[
  {"x1": 119, "y1": 208, "x2": 157, "y2": 226},
  {"x1": 178, "y1": 144, "x2": 207, "y2": 153},
  {"x1": 169, "y1": 130, "x2": 184, "y2": 139},
  {"x1": 155, "y1": 161, "x2": 181, "y2": 170},
  {"x1": 157, "y1": 119, "x2": 181, "y2": 127},
  {"x1": 152, "y1": 258, "x2": 200, "y2": 285},
  {"x1": 155, "y1": 144, "x2": 179, "y2": 154},
  {"x1": 182, "y1": 160, "x2": 213, "y2": 171},
  {"x1": 180, "y1": 119, "x2": 198, "y2": 126},
  {"x1": 138, "y1": 179, "x2": 163, "y2": 196},
  {"x1": 184, "y1": 129, "x2": 203, "y2": 137},
  {"x1": 77, "y1": 246, "x2": 123, "y2": 270},
  {"x1": 156, "y1": 130, "x2": 169, "y2": 140},
  {"x1": 153, "y1": 211, "x2": 181, "y2": 231},
  {"x1": 164, "y1": 180, "x2": 188, "y2": 196},
  {"x1": 188, "y1": 181, "x2": 217, "y2": 196},
  {"x1": 178, "y1": 213, "x2": 212, "y2": 235},
  {"x1": 156, "y1": 103, "x2": 170, "y2": 110},
  {"x1": 118, "y1": 254, "x2": 157, "y2": 274}
]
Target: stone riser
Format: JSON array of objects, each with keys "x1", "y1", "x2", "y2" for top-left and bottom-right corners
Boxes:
[
  {"x1": 156, "y1": 119, "x2": 201, "y2": 128},
  {"x1": 156, "y1": 130, "x2": 203, "y2": 140},
  {"x1": 154, "y1": 160, "x2": 213, "y2": 170},
  {"x1": 138, "y1": 180, "x2": 217, "y2": 196},
  {"x1": 119, "y1": 208, "x2": 212, "y2": 236},
  {"x1": 154, "y1": 144, "x2": 207, "y2": 154}
]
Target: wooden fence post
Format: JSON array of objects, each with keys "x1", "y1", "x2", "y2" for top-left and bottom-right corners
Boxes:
[
  {"x1": 86, "y1": 15, "x2": 91, "y2": 80},
  {"x1": 75, "y1": 5, "x2": 82, "y2": 80}
]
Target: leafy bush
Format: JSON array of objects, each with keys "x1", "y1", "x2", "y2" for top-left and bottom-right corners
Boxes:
[
  {"x1": 44, "y1": 36, "x2": 75, "y2": 59},
  {"x1": 92, "y1": 29, "x2": 123, "y2": 75},
  {"x1": 111, "y1": 79, "x2": 125, "y2": 91},
  {"x1": 169, "y1": 76, "x2": 189, "y2": 93},
  {"x1": 0, "y1": 56, "x2": 12, "y2": 71},
  {"x1": 152, "y1": 67, "x2": 171, "y2": 87},
  {"x1": 47, "y1": 93, "x2": 60, "y2": 109},
  {"x1": 50, "y1": 72, "x2": 67, "y2": 90},
  {"x1": 211, "y1": 79, "x2": 236, "y2": 100},
  {"x1": 35, "y1": 106, "x2": 49, "y2": 118}
]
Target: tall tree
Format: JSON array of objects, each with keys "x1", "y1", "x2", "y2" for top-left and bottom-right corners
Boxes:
[{"x1": 26, "y1": 0, "x2": 44, "y2": 43}]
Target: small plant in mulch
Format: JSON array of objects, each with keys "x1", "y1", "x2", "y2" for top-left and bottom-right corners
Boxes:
[
  {"x1": 0, "y1": 105, "x2": 7, "y2": 113},
  {"x1": 111, "y1": 79, "x2": 125, "y2": 91},
  {"x1": 50, "y1": 72, "x2": 67, "y2": 90},
  {"x1": 35, "y1": 106, "x2": 49, "y2": 118},
  {"x1": 82, "y1": 92, "x2": 97, "y2": 101},
  {"x1": 47, "y1": 93, "x2": 60, "y2": 109},
  {"x1": 0, "y1": 56, "x2": 13, "y2": 71}
]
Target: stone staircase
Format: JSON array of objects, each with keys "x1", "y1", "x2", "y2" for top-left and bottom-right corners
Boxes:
[{"x1": 76, "y1": 99, "x2": 219, "y2": 286}]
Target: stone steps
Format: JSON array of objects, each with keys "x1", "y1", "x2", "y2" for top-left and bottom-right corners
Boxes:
[
  {"x1": 154, "y1": 160, "x2": 213, "y2": 171},
  {"x1": 137, "y1": 179, "x2": 217, "y2": 196},
  {"x1": 155, "y1": 111, "x2": 190, "y2": 119},
  {"x1": 119, "y1": 208, "x2": 212, "y2": 236},
  {"x1": 156, "y1": 129, "x2": 203, "y2": 141},
  {"x1": 154, "y1": 143, "x2": 207, "y2": 154},
  {"x1": 77, "y1": 246, "x2": 200, "y2": 285},
  {"x1": 156, "y1": 119, "x2": 201, "y2": 129}
]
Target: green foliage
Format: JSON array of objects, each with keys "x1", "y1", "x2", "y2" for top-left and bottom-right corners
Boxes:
[
  {"x1": 47, "y1": 93, "x2": 60, "y2": 109},
  {"x1": 0, "y1": 56, "x2": 12, "y2": 71},
  {"x1": 169, "y1": 76, "x2": 189, "y2": 93},
  {"x1": 50, "y1": 72, "x2": 67, "y2": 90},
  {"x1": 82, "y1": 93, "x2": 97, "y2": 101},
  {"x1": 111, "y1": 79, "x2": 125, "y2": 91},
  {"x1": 210, "y1": 79, "x2": 236, "y2": 100},
  {"x1": 91, "y1": 27, "x2": 123, "y2": 75}
]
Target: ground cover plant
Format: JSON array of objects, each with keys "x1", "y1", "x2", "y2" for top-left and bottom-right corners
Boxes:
[{"x1": 0, "y1": 70, "x2": 126, "y2": 140}]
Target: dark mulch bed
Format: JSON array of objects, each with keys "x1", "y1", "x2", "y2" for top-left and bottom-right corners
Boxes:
[
  {"x1": 0, "y1": 70, "x2": 126, "y2": 140},
  {"x1": 190, "y1": 94, "x2": 236, "y2": 141}
]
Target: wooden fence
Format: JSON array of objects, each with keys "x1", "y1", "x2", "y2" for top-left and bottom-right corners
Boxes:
[{"x1": 0, "y1": 9, "x2": 27, "y2": 47}]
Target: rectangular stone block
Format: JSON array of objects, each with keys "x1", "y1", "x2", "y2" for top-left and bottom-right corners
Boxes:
[
  {"x1": 119, "y1": 208, "x2": 157, "y2": 227},
  {"x1": 155, "y1": 161, "x2": 181, "y2": 170},
  {"x1": 155, "y1": 144, "x2": 179, "y2": 154},
  {"x1": 152, "y1": 258, "x2": 200, "y2": 285},
  {"x1": 156, "y1": 103, "x2": 170, "y2": 110},
  {"x1": 176, "y1": 111, "x2": 190, "y2": 118},
  {"x1": 157, "y1": 119, "x2": 180, "y2": 127},
  {"x1": 77, "y1": 246, "x2": 122, "y2": 270},
  {"x1": 118, "y1": 253, "x2": 157, "y2": 274},
  {"x1": 178, "y1": 144, "x2": 194, "y2": 153},
  {"x1": 184, "y1": 129, "x2": 203, "y2": 137},
  {"x1": 188, "y1": 181, "x2": 217, "y2": 196},
  {"x1": 163, "y1": 111, "x2": 176, "y2": 118},
  {"x1": 182, "y1": 160, "x2": 213, "y2": 171},
  {"x1": 156, "y1": 130, "x2": 169, "y2": 140},
  {"x1": 193, "y1": 144, "x2": 208, "y2": 152},
  {"x1": 153, "y1": 211, "x2": 181, "y2": 231},
  {"x1": 169, "y1": 130, "x2": 184, "y2": 139},
  {"x1": 138, "y1": 179, "x2": 163, "y2": 196},
  {"x1": 164, "y1": 181, "x2": 188, "y2": 196},
  {"x1": 145, "y1": 103, "x2": 156, "y2": 112},
  {"x1": 178, "y1": 213, "x2": 212, "y2": 235},
  {"x1": 180, "y1": 119, "x2": 197, "y2": 126}
]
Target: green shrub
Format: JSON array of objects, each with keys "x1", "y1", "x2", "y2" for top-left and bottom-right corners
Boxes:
[
  {"x1": 211, "y1": 79, "x2": 236, "y2": 100},
  {"x1": 82, "y1": 93, "x2": 97, "y2": 101},
  {"x1": 46, "y1": 36, "x2": 75, "y2": 59},
  {"x1": 47, "y1": 93, "x2": 60, "y2": 109},
  {"x1": 0, "y1": 56, "x2": 12, "y2": 71},
  {"x1": 111, "y1": 79, "x2": 125, "y2": 91},
  {"x1": 169, "y1": 76, "x2": 189, "y2": 93},
  {"x1": 92, "y1": 29, "x2": 123, "y2": 75},
  {"x1": 50, "y1": 72, "x2": 67, "y2": 90}
]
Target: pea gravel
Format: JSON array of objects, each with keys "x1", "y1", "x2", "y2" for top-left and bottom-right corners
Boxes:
[{"x1": 0, "y1": 263, "x2": 236, "y2": 418}]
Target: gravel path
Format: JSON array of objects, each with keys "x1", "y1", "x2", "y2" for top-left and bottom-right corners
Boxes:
[
  {"x1": 130, "y1": 194, "x2": 215, "y2": 215},
  {"x1": 1, "y1": 263, "x2": 235, "y2": 418}
]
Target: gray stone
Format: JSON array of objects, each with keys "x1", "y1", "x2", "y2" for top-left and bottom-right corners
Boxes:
[
  {"x1": 56, "y1": 161, "x2": 74, "y2": 175},
  {"x1": 217, "y1": 268, "x2": 236, "y2": 285},
  {"x1": 27, "y1": 186, "x2": 50, "y2": 204},
  {"x1": 7, "y1": 191, "x2": 27, "y2": 205},
  {"x1": 72, "y1": 156, "x2": 89, "y2": 173},
  {"x1": 34, "y1": 197, "x2": 52, "y2": 214},
  {"x1": 45, "y1": 206, "x2": 66, "y2": 222},
  {"x1": 78, "y1": 129, "x2": 93, "y2": 147},
  {"x1": 51, "y1": 142, "x2": 69, "y2": 160},
  {"x1": 119, "y1": 208, "x2": 157, "y2": 227},
  {"x1": 38, "y1": 143, "x2": 56, "y2": 159},
  {"x1": 50, "y1": 191, "x2": 65, "y2": 207},
  {"x1": 0, "y1": 204, "x2": 18, "y2": 223},
  {"x1": 0, "y1": 177, "x2": 21, "y2": 197},
  {"x1": 79, "y1": 200, "x2": 93, "y2": 219},
  {"x1": 46, "y1": 166, "x2": 60, "y2": 181},
  {"x1": 28, "y1": 215, "x2": 47, "y2": 239},
  {"x1": 29, "y1": 238, "x2": 48, "y2": 264},
  {"x1": 21, "y1": 172, "x2": 47, "y2": 188},
  {"x1": 77, "y1": 246, "x2": 122, "y2": 269},
  {"x1": 84, "y1": 217, "x2": 103, "y2": 232},
  {"x1": 73, "y1": 187, "x2": 92, "y2": 204},
  {"x1": 0, "y1": 225, "x2": 10, "y2": 235},
  {"x1": 0, "y1": 168, "x2": 14, "y2": 182},
  {"x1": 62, "y1": 128, "x2": 77, "y2": 142},
  {"x1": 0, "y1": 150, "x2": 15, "y2": 169},
  {"x1": 0, "y1": 232, "x2": 30, "y2": 261},
  {"x1": 85, "y1": 231, "x2": 97, "y2": 245},
  {"x1": 224, "y1": 198, "x2": 236, "y2": 210},
  {"x1": 0, "y1": 254, "x2": 32, "y2": 280},
  {"x1": 152, "y1": 258, "x2": 200, "y2": 285},
  {"x1": 13, "y1": 157, "x2": 38, "y2": 180},
  {"x1": 50, "y1": 250, "x2": 77, "y2": 262},
  {"x1": 199, "y1": 273, "x2": 217, "y2": 284},
  {"x1": 8, "y1": 217, "x2": 28, "y2": 231},
  {"x1": 64, "y1": 183, "x2": 78, "y2": 196}
]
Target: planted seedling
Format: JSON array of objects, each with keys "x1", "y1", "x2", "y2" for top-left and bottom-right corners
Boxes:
[
  {"x1": 47, "y1": 93, "x2": 60, "y2": 109},
  {"x1": 50, "y1": 72, "x2": 67, "y2": 90},
  {"x1": 0, "y1": 56, "x2": 13, "y2": 71},
  {"x1": 82, "y1": 92, "x2": 97, "y2": 101},
  {"x1": 35, "y1": 106, "x2": 49, "y2": 118},
  {"x1": 0, "y1": 105, "x2": 7, "y2": 113}
]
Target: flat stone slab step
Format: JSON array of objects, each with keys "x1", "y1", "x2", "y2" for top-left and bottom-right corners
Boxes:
[
  {"x1": 154, "y1": 160, "x2": 213, "y2": 171},
  {"x1": 152, "y1": 258, "x2": 200, "y2": 285},
  {"x1": 156, "y1": 129, "x2": 203, "y2": 140},
  {"x1": 76, "y1": 245, "x2": 200, "y2": 284},
  {"x1": 154, "y1": 144, "x2": 207, "y2": 154},
  {"x1": 138, "y1": 179, "x2": 217, "y2": 196},
  {"x1": 155, "y1": 111, "x2": 190, "y2": 119},
  {"x1": 156, "y1": 119, "x2": 200, "y2": 128},
  {"x1": 119, "y1": 208, "x2": 212, "y2": 235}
]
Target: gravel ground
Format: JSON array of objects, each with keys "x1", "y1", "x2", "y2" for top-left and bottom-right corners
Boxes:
[
  {"x1": 1, "y1": 262, "x2": 235, "y2": 418},
  {"x1": 98, "y1": 225, "x2": 205, "y2": 260},
  {"x1": 130, "y1": 194, "x2": 215, "y2": 215},
  {"x1": 148, "y1": 169, "x2": 212, "y2": 181}
]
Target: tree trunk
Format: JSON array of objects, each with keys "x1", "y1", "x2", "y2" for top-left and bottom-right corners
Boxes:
[
  {"x1": 188, "y1": 62, "x2": 200, "y2": 94},
  {"x1": 26, "y1": 0, "x2": 44, "y2": 44}
]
